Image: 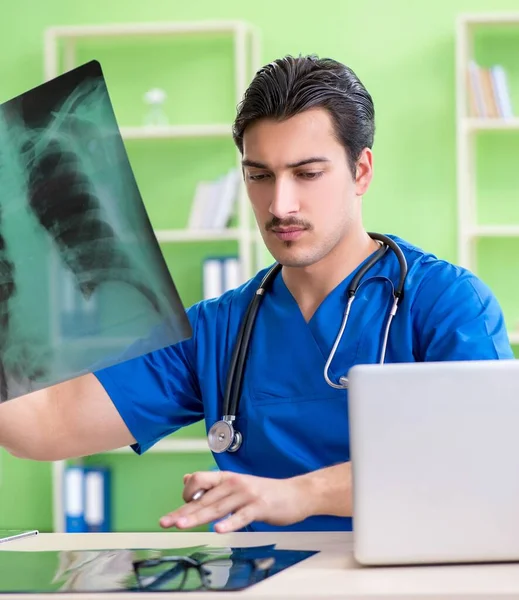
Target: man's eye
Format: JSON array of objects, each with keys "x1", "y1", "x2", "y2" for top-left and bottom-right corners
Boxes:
[
  {"x1": 248, "y1": 173, "x2": 270, "y2": 181},
  {"x1": 298, "y1": 171, "x2": 323, "y2": 180}
]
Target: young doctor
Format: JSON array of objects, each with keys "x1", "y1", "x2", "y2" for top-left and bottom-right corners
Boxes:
[{"x1": 0, "y1": 55, "x2": 513, "y2": 534}]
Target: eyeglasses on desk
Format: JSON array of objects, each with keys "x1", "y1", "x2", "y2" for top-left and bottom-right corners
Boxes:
[{"x1": 132, "y1": 553, "x2": 275, "y2": 591}]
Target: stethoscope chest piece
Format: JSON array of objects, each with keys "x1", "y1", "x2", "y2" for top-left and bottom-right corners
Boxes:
[{"x1": 208, "y1": 418, "x2": 242, "y2": 453}]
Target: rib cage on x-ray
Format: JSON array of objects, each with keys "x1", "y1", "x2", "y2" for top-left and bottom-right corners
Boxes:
[
  {"x1": 0, "y1": 60, "x2": 191, "y2": 403},
  {"x1": 26, "y1": 140, "x2": 162, "y2": 314}
]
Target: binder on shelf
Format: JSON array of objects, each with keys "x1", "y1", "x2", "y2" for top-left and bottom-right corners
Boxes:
[
  {"x1": 84, "y1": 466, "x2": 111, "y2": 533},
  {"x1": 203, "y1": 258, "x2": 223, "y2": 300},
  {"x1": 187, "y1": 181, "x2": 213, "y2": 229},
  {"x1": 490, "y1": 65, "x2": 514, "y2": 119},
  {"x1": 467, "y1": 60, "x2": 514, "y2": 119},
  {"x1": 63, "y1": 465, "x2": 86, "y2": 533},
  {"x1": 188, "y1": 168, "x2": 240, "y2": 230},
  {"x1": 223, "y1": 256, "x2": 241, "y2": 291},
  {"x1": 202, "y1": 256, "x2": 242, "y2": 300},
  {"x1": 211, "y1": 169, "x2": 240, "y2": 229}
]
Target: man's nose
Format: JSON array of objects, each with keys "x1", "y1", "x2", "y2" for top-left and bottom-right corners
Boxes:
[{"x1": 269, "y1": 178, "x2": 299, "y2": 218}]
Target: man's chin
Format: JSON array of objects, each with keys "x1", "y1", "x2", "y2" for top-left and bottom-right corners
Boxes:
[{"x1": 268, "y1": 249, "x2": 316, "y2": 269}]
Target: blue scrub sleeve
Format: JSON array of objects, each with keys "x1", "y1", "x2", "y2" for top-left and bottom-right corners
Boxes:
[
  {"x1": 413, "y1": 265, "x2": 514, "y2": 361},
  {"x1": 94, "y1": 304, "x2": 204, "y2": 454}
]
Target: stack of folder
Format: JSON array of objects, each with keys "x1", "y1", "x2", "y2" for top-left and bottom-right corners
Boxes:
[{"x1": 63, "y1": 465, "x2": 111, "y2": 532}]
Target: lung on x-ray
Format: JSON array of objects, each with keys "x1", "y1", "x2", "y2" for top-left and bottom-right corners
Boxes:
[{"x1": 0, "y1": 60, "x2": 191, "y2": 402}]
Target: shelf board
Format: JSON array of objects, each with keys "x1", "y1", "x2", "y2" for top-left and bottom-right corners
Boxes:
[
  {"x1": 468, "y1": 225, "x2": 519, "y2": 237},
  {"x1": 463, "y1": 117, "x2": 519, "y2": 132},
  {"x1": 459, "y1": 13, "x2": 519, "y2": 26},
  {"x1": 46, "y1": 21, "x2": 248, "y2": 39},
  {"x1": 154, "y1": 228, "x2": 241, "y2": 242},
  {"x1": 108, "y1": 438, "x2": 210, "y2": 454},
  {"x1": 120, "y1": 124, "x2": 231, "y2": 140}
]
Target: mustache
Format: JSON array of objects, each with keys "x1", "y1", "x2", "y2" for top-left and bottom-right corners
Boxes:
[{"x1": 265, "y1": 217, "x2": 311, "y2": 231}]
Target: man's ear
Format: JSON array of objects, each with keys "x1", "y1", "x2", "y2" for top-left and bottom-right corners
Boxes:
[{"x1": 355, "y1": 147, "x2": 373, "y2": 196}]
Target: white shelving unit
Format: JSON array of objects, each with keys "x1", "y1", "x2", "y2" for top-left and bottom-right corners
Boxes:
[
  {"x1": 456, "y1": 13, "x2": 519, "y2": 344},
  {"x1": 43, "y1": 19, "x2": 265, "y2": 278},
  {"x1": 43, "y1": 20, "x2": 264, "y2": 532}
]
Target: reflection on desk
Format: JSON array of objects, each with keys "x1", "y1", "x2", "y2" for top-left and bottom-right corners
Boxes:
[
  {"x1": 2, "y1": 531, "x2": 519, "y2": 599},
  {"x1": 0, "y1": 544, "x2": 316, "y2": 593}
]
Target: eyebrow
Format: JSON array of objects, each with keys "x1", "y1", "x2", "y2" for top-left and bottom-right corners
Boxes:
[{"x1": 241, "y1": 157, "x2": 330, "y2": 169}]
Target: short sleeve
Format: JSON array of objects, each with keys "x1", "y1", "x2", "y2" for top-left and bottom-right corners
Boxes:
[
  {"x1": 93, "y1": 304, "x2": 204, "y2": 454},
  {"x1": 412, "y1": 265, "x2": 514, "y2": 361}
]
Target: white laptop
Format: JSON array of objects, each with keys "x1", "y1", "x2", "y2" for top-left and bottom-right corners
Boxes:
[{"x1": 348, "y1": 359, "x2": 519, "y2": 566}]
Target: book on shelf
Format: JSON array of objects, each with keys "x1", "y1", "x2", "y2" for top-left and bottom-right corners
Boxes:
[
  {"x1": 188, "y1": 168, "x2": 240, "y2": 230},
  {"x1": 467, "y1": 60, "x2": 514, "y2": 119}
]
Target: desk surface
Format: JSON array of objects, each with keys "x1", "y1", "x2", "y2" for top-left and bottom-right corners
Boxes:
[{"x1": 2, "y1": 531, "x2": 519, "y2": 599}]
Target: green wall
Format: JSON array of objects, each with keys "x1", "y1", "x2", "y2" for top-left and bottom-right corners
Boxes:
[{"x1": 1, "y1": 0, "x2": 519, "y2": 531}]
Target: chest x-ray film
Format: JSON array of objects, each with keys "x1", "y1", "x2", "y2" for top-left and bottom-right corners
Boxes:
[{"x1": 0, "y1": 60, "x2": 191, "y2": 402}]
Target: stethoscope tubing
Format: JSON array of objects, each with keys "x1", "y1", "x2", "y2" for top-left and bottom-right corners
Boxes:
[{"x1": 209, "y1": 233, "x2": 408, "y2": 453}]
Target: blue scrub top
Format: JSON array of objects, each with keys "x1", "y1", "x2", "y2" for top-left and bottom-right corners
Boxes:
[{"x1": 94, "y1": 235, "x2": 514, "y2": 532}]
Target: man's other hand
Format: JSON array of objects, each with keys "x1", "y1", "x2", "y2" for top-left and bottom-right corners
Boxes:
[{"x1": 159, "y1": 470, "x2": 314, "y2": 533}]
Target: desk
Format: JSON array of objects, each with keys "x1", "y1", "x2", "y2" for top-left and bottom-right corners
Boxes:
[{"x1": 2, "y1": 531, "x2": 519, "y2": 599}]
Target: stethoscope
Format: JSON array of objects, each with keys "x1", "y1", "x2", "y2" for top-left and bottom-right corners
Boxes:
[{"x1": 207, "y1": 232, "x2": 408, "y2": 454}]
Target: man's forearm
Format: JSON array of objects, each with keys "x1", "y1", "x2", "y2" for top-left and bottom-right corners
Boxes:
[{"x1": 294, "y1": 462, "x2": 353, "y2": 519}]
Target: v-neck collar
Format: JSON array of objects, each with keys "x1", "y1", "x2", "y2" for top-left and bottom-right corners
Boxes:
[
  {"x1": 267, "y1": 245, "x2": 391, "y2": 383},
  {"x1": 273, "y1": 243, "x2": 389, "y2": 326}
]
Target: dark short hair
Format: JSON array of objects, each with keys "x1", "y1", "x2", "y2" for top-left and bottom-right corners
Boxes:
[{"x1": 232, "y1": 54, "x2": 375, "y2": 175}]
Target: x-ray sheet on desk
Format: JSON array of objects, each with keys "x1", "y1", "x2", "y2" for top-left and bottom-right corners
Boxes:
[
  {"x1": 0, "y1": 60, "x2": 191, "y2": 402},
  {"x1": 0, "y1": 545, "x2": 317, "y2": 593}
]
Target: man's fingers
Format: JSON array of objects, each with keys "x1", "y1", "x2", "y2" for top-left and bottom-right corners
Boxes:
[
  {"x1": 213, "y1": 505, "x2": 257, "y2": 533},
  {"x1": 160, "y1": 479, "x2": 234, "y2": 528},
  {"x1": 182, "y1": 471, "x2": 224, "y2": 503},
  {"x1": 174, "y1": 493, "x2": 249, "y2": 530}
]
